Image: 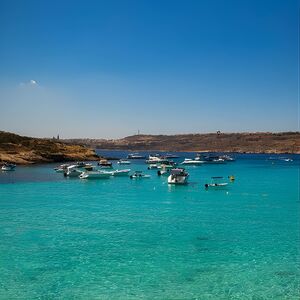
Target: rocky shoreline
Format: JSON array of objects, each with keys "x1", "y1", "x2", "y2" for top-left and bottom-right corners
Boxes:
[{"x1": 0, "y1": 131, "x2": 99, "y2": 165}]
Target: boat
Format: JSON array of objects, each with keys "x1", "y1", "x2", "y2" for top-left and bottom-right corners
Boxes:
[
  {"x1": 117, "y1": 159, "x2": 131, "y2": 165},
  {"x1": 157, "y1": 162, "x2": 176, "y2": 169},
  {"x1": 181, "y1": 158, "x2": 204, "y2": 165},
  {"x1": 165, "y1": 153, "x2": 180, "y2": 159},
  {"x1": 167, "y1": 168, "x2": 189, "y2": 184},
  {"x1": 220, "y1": 155, "x2": 235, "y2": 162},
  {"x1": 279, "y1": 157, "x2": 293, "y2": 162},
  {"x1": 64, "y1": 165, "x2": 83, "y2": 177},
  {"x1": 127, "y1": 153, "x2": 146, "y2": 159},
  {"x1": 195, "y1": 154, "x2": 226, "y2": 164},
  {"x1": 1, "y1": 163, "x2": 16, "y2": 171},
  {"x1": 98, "y1": 159, "x2": 113, "y2": 168},
  {"x1": 205, "y1": 177, "x2": 228, "y2": 188},
  {"x1": 157, "y1": 165, "x2": 171, "y2": 176},
  {"x1": 79, "y1": 170, "x2": 112, "y2": 179},
  {"x1": 148, "y1": 164, "x2": 159, "y2": 169},
  {"x1": 54, "y1": 163, "x2": 70, "y2": 172},
  {"x1": 112, "y1": 169, "x2": 131, "y2": 176},
  {"x1": 130, "y1": 171, "x2": 151, "y2": 179},
  {"x1": 145, "y1": 154, "x2": 169, "y2": 164}
]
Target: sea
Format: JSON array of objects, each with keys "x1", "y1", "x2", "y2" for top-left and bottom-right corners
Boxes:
[{"x1": 0, "y1": 151, "x2": 299, "y2": 299}]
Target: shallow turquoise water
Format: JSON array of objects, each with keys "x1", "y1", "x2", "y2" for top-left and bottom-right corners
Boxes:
[{"x1": 0, "y1": 154, "x2": 299, "y2": 299}]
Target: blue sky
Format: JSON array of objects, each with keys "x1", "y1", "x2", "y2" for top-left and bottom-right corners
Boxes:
[{"x1": 0, "y1": 0, "x2": 299, "y2": 138}]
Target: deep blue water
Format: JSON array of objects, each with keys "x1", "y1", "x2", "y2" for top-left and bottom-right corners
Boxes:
[{"x1": 0, "y1": 152, "x2": 299, "y2": 299}]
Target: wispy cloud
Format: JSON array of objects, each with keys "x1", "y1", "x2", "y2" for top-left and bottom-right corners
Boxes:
[{"x1": 19, "y1": 79, "x2": 39, "y2": 87}]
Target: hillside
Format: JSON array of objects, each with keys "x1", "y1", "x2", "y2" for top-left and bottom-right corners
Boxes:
[
  {"x1": 65, "y1": 132, "x2": 300, "y2": 154},
  {"x1": 0, "y1": 131, "x2": 99, "y2": 164}
]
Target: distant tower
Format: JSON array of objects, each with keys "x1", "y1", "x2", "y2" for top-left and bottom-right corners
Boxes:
[
  {"x1": 57, "y1": 134, "x2": 60, "y2": 140},
  {"x1": 138, "y1": 129, "x2": 140, "y2": 135}
]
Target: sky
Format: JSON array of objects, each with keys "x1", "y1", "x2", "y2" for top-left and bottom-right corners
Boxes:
[{"x1": 0, "y1": 0, "x2": 299, "y2": 138}]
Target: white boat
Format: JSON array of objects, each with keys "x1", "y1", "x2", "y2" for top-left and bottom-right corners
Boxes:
[
  {"x1": 146, "y1": 155, "x2": 169, "y2": 164},
  {"x1": 167, "y1": 168, "x2": 189, "y2": 184},
  {"x1": 79, "y1": 170, "x2": 112, "y2": 179},
  {"x1": 1, "y1": 163, "x2": 16, "y2": 171},
  {"x1": 112, "y1": 169, "x2": 131, "y2": 176},
  {"x1": 64, "y1": 165, "x2": 83, "y2": 177},
  {"x1": 148, "y1": 164, "x2": 159, "y2": 169},
  {"x1": 130, "y1": 171, "x2": 151, "y2": 179},
  {"x1": 157, "y1": 165, "x2": 171, "y2": 176},
  {"x1": 195, "y1": 154, "x2": 226, "y2": 164},
  {"x1": 205, "y1": 177, "x2": 228, "y2": 189},
  {"x1": 54, "y1": 163, "x2": 70, "y2": 173},
  {"x1": 117, "y1": 159, "x2": 131, "y2": 165},
  {"x1": 127, "y1": 153, "x2": 146, "y2": 159},
  {"x1": 98, "y1": 159, "x2": 113, "y2": 168},
  {"x1": 181, "y1": 158, "x2": 204, "y2": 165}
]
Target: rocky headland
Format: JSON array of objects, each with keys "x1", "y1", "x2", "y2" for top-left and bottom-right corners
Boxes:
[{"x1": 0, "y1": 131, "x2": 99, "y2": 164}]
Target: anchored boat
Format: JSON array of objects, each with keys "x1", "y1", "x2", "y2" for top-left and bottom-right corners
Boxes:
[
  {"x1": 112, "y1": 169, "x2": 131, "y2": 176},
  {"x1": 205, "y1": 177, "x2": 228, "y2": 189},
  {"x1": 167, "y1": 168, "x2": 189, "y2": 184},
  {"x1": 1, "y1": 163, "x2": 16, "y2": 171},
  {"x1": 130, "y1": 171, "x2": 151, "y2": 179},
  {"x1": 79, "y1": 170, "x2": 112, "y2": 179}
]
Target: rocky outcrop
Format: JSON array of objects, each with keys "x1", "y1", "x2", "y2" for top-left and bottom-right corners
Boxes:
[{"x1": 0, "y1": 131, "x2": 99, "y2": 164}]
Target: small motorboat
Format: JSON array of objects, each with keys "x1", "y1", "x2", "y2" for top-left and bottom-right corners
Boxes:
[
  {"x1": 145, "y1": 154, "x2": 169, "y2": 164},
  {"x1": 279, "y1": 157, "x2": 293, "y2": 162},
  {"x1": 117, "y1": 159, "x2": 131, "y2": 165},
  {"x1": 130, "y1": 171, "x2": 151, "y2": 179},
  {"x1": 112, "y1": 169, "x2": 131, "y2": 176},
  {"x1": 195, "y1": 155, "x2": 226, "y2": 164},
  {"x1": 157, "y1": 165, "x2": 171, "y2": 176},
  {"x1": 165, "y1": 153, "x2": 179, "y2": 159},
  {"x1": 64, "y1": 165, "x2": 83, "y2": 177},
  {"x1": 127, "y1": 153, "x2": 146, "y2": 159},
  {"x1": 167, "y1": 168, "x2": 189, "y2": 184},
  {"x1": 79, "y1": 170, "x2": 112, "y2": 179},
  {"x1": 205, "y1": 177, "x2": 228, "y2": 189},
  {"x1": 148, "y1": 164, "x2": 159, "y2": 169},
  {"x1": 54, "y1": 163, "x2": 70, "y2": 172},
  {"x1": 220, "y1": 155, "x2": 235, "y2": 162},
  {"x1": 181, "y1": 158, "x2": 203, "y2": 166},
  {"x1": 98, "y1": 159, "x2": 113, "y2": 168},
  {"x1": 1, "y1": 163, "x2": 16, "y2": 171}
]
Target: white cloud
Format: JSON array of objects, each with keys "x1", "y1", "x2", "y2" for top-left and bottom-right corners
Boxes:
[
  {"x1": 30, "y1": 79, "x2": 37, "y2": 85},
  {"x1": 19, "y1": 79, "x2": 39, "y2": 87}
]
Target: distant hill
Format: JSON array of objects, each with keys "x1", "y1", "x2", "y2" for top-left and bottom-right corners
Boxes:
[
  {"x1": 64, "y1": 132, "x2": 300, "y2": 154},
  {"x1": 0, "y1": 131, "x2": 98, "y2": 164}
]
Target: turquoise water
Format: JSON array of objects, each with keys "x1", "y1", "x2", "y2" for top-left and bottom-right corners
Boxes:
[{"x1": 0, "y1": 153, "x2": 299, "y2": 299}]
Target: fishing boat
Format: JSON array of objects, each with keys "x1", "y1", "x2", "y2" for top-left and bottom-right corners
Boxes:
[
  {"x1": 205, "y1": 177, "x2": 228, "y2": 189},
  {"x1": 117, "y1": 159, "x2": 131, "y2": 165},
  {"x1": 79, "y1": 170, "x2": 112, "y2": 179},
  {"x1": 167, "y1": 168, "x2": 189, "y2": 184},
  {"x1": 112, "y1": 169, "x2": 131, "y2": 176},
  {"x1": 98, "y1": 159, "x2": 113, "y2": 168},
  {"x1": 181, "y1": 158, "x2": 203, "y2": 165},
  {"x1": 127, "y1": 153, "x2": 146, "y2": 159},
  {"x1": 1, "y1": 163, "x2": 16, "y2": 171},
  {"x1": 130, "y1": 171, "x2": 151, "y2": 179}
]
